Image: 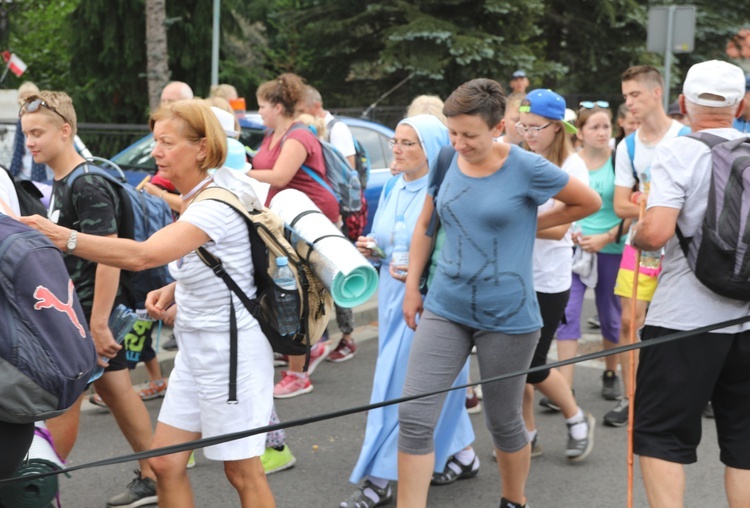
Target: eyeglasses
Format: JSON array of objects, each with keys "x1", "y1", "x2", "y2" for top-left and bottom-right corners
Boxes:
[
  {"x1": 515, "y1": 122, "x2": 552, "y2": 137},
  {"x1": 19, "y1": 97, "x2": 69, "y2": 124},
  {"x1": 579, "y1": 101, "x2": 610, "y2": 109},
  {"x1": 388, "y1": 138, "x2": 420, "y2": 149}
]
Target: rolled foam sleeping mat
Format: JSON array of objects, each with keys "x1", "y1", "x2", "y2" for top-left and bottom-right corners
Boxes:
[
  {"x1": 270, "y1": 189, "x2": 378, "y2": 308},
  {"x1": 0, "y1": 426, "x2": 64, "y2": 508}
]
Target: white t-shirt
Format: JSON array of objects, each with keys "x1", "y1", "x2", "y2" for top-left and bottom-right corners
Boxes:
[
  {"x1": 0, "y1": 170, "x2": 20, "y2": 215},
  {"x1": 170, "y1": 193, "x2": 259, "y2": 333},
  {"x1": 533, "y1": 152, "x2": 589, "y2": 293},
  {"x1": 614, "y1": 119, "x2": 686, "y2": 249},
  {"x1": 645, "y1": 128, "x2": 750, "y2": 333},
  {"x1": 614, "y1": 120, "x2": 685, "y2": 194},
  {"x1": 324, "y1": 111, "x2": 356, "y2": 158}
]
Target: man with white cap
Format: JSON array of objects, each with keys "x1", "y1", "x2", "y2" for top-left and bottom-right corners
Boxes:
[{"x1": 631, "y1": 60, "x2": 750, "y2": 507}]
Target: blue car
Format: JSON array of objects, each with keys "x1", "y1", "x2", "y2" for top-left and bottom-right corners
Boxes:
[{"x1": 110, "y1": 115, "x2": 394, "y2": 234}]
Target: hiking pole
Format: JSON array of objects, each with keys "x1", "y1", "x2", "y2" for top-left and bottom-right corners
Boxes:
[{"x1": 627, "y1": 198, "x2": 646, "y2": 508}]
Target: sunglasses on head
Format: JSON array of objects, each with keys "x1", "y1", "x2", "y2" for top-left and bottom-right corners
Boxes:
[
  {"x1": 19, "y1": 97, "x2": 69, "y2": 124},
  {"x1": 579, "y1": 101, "x2": 610, "y2": 109}
]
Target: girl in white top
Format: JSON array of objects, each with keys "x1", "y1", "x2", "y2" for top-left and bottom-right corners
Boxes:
[
  {"x1": 518, "y1": 89, "x2": 595, "y2": 462},
  {"x1": 22, "y1": 100, "x2": 275, "y2": 508}
]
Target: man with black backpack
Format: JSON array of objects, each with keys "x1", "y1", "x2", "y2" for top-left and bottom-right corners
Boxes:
[
  {"x1": 630, "y1": 60, "x2": 750, "y2": 508},
  {"x1": 20, "y1": 90, "x2": 158, "y2": 508}
]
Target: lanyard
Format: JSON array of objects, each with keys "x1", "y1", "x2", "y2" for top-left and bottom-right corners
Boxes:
[{"x1": 181, "y1": 175, "x2": 213, "y2": 201}]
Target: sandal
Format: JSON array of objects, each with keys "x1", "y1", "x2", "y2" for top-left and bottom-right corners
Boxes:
[
  {"x1": 431, "y1": 454, "x2": 479, "y2": 485},
  {"x1": 339, "y1": 479, "x2": 393, "y2": 508}
]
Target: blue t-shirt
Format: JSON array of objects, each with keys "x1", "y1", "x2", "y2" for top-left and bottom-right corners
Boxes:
[{"x1": 425, "y1": 145, "x2": 569, "y2": 333}]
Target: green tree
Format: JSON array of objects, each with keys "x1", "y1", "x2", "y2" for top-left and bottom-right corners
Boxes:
[{"x1": 6, "y1": 0, "x2": 80, "y2": 90}]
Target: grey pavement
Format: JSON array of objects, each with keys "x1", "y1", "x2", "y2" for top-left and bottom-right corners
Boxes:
[{"x1": 59, "y1": 292, "x2": 726, "y2": 508}]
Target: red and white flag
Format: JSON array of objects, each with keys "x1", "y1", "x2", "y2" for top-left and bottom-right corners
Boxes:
[{"x1": 2, "y1": 51, "x2": 27, "y2": 77}]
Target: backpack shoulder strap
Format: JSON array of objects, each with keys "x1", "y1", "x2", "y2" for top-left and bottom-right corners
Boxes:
[
  {"x1": 300, "y1": 165, "x2": 336, "y2": 197},
  {"x1": 426, "y1": 145, "x2": 457, "y2": 237},
  {"x1": 625, "y1": 132, "x2": 637, "y2": 181},
  {"x1": 686, "y1": 131, "x2": 726, "y2": 149}
]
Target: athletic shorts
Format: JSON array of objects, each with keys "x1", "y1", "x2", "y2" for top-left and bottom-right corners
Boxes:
[
  {"x1": 613, "y1": 245, "x2": 660, "y2": 302},
  {"x1": 633, "y1": 325, "x2": 750, "y2": 468}
]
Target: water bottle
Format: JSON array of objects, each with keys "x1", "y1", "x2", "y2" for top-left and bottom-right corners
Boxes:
[
  {"x1": 88, "y1": 304, "x2": 137, "y2": 383},
  {"x1": 391, "y1": 215, "x2": 409, "y2": 276},
  {"x1": 272, "y1": 257, "x2": 300, "y2": 337}
]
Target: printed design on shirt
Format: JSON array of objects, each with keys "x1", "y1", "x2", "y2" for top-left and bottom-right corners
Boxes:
[
  {"x1": 51, "y1": 172, "x2": 123, "y2": 314},
  {"x1": 33, "y1": 280, "x2": 87, "y2": 338},
  {"x1": 639, "y1": 165, "x2": 652, "y2": 195},
  {"x1": 439, "y1": 182, "x2": 526, "y2": 325}
]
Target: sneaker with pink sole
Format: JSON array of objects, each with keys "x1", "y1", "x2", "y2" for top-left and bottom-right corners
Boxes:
[
  {"x1": 273, "y1": 371, "x2": 313, "y2": 399},
  {"x1": 305, "y1": 340, "x2": 331, "y2": 376}
]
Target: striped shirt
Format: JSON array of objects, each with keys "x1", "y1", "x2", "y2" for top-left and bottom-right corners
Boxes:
[{"x1": 170, "y1": 194, "x2": 258, "y2": 332}]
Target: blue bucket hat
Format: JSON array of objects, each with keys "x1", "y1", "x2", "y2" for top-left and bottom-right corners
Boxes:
[{"x1": 520, "y1": 89, "x2": 577, "y2": 134}]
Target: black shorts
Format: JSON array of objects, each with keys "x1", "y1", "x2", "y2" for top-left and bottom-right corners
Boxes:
[
  {"x1": 105, "y1": 342, "x2": 128, "y2": 372},
  {"x1": 633, "y1": 325, "x2": 750, "y2": 469}
]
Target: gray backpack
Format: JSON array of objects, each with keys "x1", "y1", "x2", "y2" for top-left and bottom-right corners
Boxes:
[{"x1": 676, "y1": 133, "x2": 750, "y2": 300}]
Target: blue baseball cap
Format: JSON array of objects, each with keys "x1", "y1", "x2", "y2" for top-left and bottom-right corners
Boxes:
[
  {"x1": 511, "y1": 70, "x2": 527, "y2": 79},
  {"x1": 519, "y1": 89, "x2": 577, "y2": 134}
]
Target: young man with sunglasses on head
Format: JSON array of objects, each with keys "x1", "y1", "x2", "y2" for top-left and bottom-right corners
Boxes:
[
  {"x1": 606, "y1": 66, "x2": 690, "y2": 428},
  {"x1": 20, "y1": 91, "x2": 158, "y2": 508}
]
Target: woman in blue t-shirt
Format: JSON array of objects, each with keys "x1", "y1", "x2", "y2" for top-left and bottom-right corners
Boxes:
[{"x1": 396, "y1": 79, "x2": 601, "y2": 508}]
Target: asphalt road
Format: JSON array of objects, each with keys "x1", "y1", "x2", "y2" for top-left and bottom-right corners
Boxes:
[{"x1": 55, "y1": 300, "x2": 726, "y2": 508}]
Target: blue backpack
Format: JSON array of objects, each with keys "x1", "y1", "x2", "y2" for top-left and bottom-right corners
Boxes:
[
  {"x1": 285, "y1": 125, "x2": 363, "y2": 213},
  {"x1": 624, "y1": 125, "x2": 691, "y2": 182},
  {"x1": 0, "y1": 215, "x2": 97, "y2": 423},
  {"x1": 65, "y1": 163, "x2": 174, "y2": 308}
]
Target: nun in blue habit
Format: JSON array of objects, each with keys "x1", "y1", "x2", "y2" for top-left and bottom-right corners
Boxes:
[{"x1": 342, "y1": 114, "x2": 476, "y2": 508}]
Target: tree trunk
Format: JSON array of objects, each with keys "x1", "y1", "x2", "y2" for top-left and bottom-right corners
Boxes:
[{"x1": 145, "y1": 0, "x2": 170, "y2": 113}]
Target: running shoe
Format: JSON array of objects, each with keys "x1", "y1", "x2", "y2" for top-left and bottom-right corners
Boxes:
[
  {"x1": 261, "y1": 445, "x2": 297, "y2": 474},
  {"x1": 273, "y1": 371, "x2": 313, "y2": 399},
  {"x1": 107, "y1": 470, "x2": 157, "y2": 508},
  {"x1": 327, "y1": 336, "x2": 357, "y2": 362},
  {"x1": 601, "y1": 370, "x2": 622, "y2": 400},
  {"x1": 603, "y1": 398, "x2": 629, "y2": 427},
  {"x1": 465, "y1": 390, "x2": 482, "y2": 414}
]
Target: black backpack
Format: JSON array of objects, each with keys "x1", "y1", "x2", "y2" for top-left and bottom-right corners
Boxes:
[
  {"x1": 1, "y1": 165, "x2": 47, "y2": 217},
  {"x1": 0, "y1": 215, "x2": 97, "y2": 424},
  {"x1": 676, "y1": 133, "x2": 750, "y2": 300}
]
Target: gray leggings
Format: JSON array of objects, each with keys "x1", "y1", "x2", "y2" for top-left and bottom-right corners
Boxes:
[{"x1": 398, "y1": 310, "x2": 540, "y2": 454}]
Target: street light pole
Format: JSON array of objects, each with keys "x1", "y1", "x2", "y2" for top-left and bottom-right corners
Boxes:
[{"x1": 211, "y1": 0, "x2": 220, "y2": 86}]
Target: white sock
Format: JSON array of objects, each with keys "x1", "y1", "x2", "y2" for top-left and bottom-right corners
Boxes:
[
  {"x1": 567, "y1": 409, "x2": 587, "y2": 440},
  {"x1": 363, "y1": 476, "x2": 389, "y2": 504},
  {"x1": 526, "y1": 429, "x2": 537, "y2": 442},
  {"x1": 447, "y1": 448, "x2": 478, "y2": 474},
  {"x1": 288, "y1": 370, "x2": 307, "y2": 379}
]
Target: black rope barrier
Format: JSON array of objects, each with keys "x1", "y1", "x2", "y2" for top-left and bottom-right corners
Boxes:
[{"x1": 2, "y1": 314, "x2": 749, "y2": 486}]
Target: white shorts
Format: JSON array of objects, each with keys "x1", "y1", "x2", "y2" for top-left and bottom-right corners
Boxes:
[{"x1": 158, "y1": 325, "x2": 274, "y2": 461}]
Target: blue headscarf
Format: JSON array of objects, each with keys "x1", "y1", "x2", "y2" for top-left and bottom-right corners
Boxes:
[{"x1": 397, "y1": 114, "x2": 450, "y2": 171}]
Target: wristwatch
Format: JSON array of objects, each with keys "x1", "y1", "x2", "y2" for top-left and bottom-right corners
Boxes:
[{"x1": 66, "y1": 230, "x2": 78, "y2": 253}]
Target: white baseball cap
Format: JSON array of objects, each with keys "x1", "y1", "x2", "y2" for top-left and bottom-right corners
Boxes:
[{"x1": 683, "y1": 60, "x2": 746, "y2": 108}]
